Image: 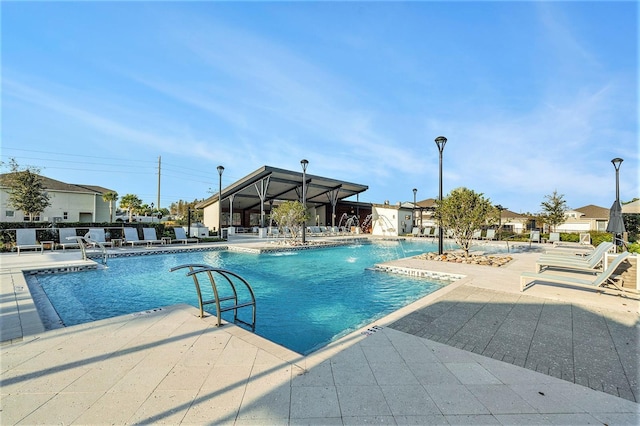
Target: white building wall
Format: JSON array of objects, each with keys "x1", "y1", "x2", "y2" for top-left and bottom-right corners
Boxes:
[
  {"x1": 0, "y1": 189, "x2": 110, "y2": 223},
  {"x1": 371, "y1": 204, "x2": 413, "y2": 236}
]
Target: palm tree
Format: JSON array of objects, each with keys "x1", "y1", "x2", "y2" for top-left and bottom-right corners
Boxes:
[
  {"x1": 119, "y1": 194, "x2": 142, "y2": 223},
  {"x1": 102, "y1": 191, "x2": 119, "y2": 223}
]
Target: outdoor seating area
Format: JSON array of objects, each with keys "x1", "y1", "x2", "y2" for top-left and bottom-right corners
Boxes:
[{"x1": 521, "y1": 251, "x2": 631, "y2": 295}]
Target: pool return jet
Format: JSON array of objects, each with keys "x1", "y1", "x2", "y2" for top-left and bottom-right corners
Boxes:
[{"x1": 170, "y1": 264, "x2": 257, "y2": 331}]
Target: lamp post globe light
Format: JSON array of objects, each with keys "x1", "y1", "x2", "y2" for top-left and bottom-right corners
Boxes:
[
  {"x1": 301, "y1": 159, "x2": 309, "y2": 244},
  {"x1": 150, "y1": 202, "x2": 154, "y2": 223},
  {"x1": 434, "y1": 136, "x2": 447, "y2": 255},
  {"x1": 217, "y1": 165, "x2": 224, "y2": 238}
]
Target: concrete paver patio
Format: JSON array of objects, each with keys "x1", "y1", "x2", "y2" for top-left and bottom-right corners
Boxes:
[{"x1": 1, "y1": 239, "x2": 638, "y2": 424}]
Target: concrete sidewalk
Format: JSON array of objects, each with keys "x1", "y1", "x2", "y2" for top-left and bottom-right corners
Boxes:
[{"x1": 2, "y1": 304, "x2": 638, "y2": 425}]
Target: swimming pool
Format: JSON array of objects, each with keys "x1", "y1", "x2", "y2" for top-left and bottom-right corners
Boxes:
[{"x1": 35, "y1": 239, "x2": 459, "y2": 354}]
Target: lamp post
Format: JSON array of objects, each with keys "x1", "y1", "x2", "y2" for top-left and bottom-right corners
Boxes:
[
  {"x1": 217, "y1": 165, "x2": 224, "y2": 238},
  {"x1": 434, "y1": 136, "x2": 447, "y2": 255},
  {"x1": 301, "y1": 159, "x2": 309, "y2": 244},
  {"x1": 412, "y1": 188, "x2": 417, "y2": 229},
  {"x1": 150, "y1": 202, "x2": 154, "y2": 223}
]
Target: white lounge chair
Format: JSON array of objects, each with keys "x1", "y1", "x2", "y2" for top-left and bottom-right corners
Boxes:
[
  {"x1": 142, "y1": 228, "x2": 163, "y2": 246},
  {"x1": 530, "y1": 230, "x2": 541, "y2": 243},
  {"x1": 472, "y1": 230, "x2": 482, "y2": 240},
  {"x1": 173, "y1": 227, "x2": 198, "y2": 244},
  {"x1": 123, "y1": 227, "x2": 147, "y2": 246},
  {"x1": 549, "y1": 232, "x2": 561, "y2": 244},
  {"x1": 16, "y1": 229, "x2": 43, "y2": 254},
  {"x1": 535, "y1": 242, "x2": 614, "y2": 273},
  {"x1": 86, "y1": 228, "x2": 113, "y2": 247},
  {"x1": 521, "y1": 252, "x2": 631, "y2": 295},
  {"x1": 58, "y1": 228, "x2": 80, "y2": 251},
  {"x1": 411, "y1": 227, "x2": 420, "y2": 237},
  {"x1": 482, "y1": 229, "x2": 496, "y2": 240},
  {"x1": 422, "y1": 227, "x2": 433, "y2": 237}
]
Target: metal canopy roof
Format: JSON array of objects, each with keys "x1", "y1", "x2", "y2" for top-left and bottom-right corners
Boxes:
[{"x1": 197, "y1": 165, "x2": 368, "y2": 211}]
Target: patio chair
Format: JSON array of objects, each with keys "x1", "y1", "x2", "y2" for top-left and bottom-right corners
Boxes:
[
  {"x1": 412, "y1": 227, "x2": 420, "y2": 237},
  {"x1": 422, "y1": 227, "x2": 433, "y2": 237},
  {"x1": 482, "y1": 229, "x2": 496, "y2": 240},
  {"x1": 173, "y1": 227, "x2": 198, "y2": 244},
  {"x1": 529, "y1": 230, "x2": 541, "y2": 243},
  {"x1": 535, "y1": 241, "x2": 614, "y2": 273},
  {"x1": 579, "y1": 233, "x2": 591, "y2": 245},
  {"x1": 57, "y1": 228, "x2": 81, "y2": 251},
  {"x1": 472, "y1": 230, "x2": 482, "y2": 240},
  {"x1": 549, "y1": 232, "x2": 561, "y2": 244},
  {"x1": 521, "y1": 252, "x2": 631, "y2": 295},
  {"x1": 123, "y1": 227, "x2": 147, "y2": 246},
  {"x1": 142, "y1": 228, "x2": 163, "y2": 246},
  {"x1": 85, "y1": 228, "x2": 113, "y2": 248},
  {"x1": 16, "y1": 228, "x2": 43, "y2": 254}
]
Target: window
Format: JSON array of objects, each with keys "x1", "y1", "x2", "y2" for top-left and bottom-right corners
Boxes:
[
  {"x1": 63, "y1": 212, "x2": 68, "y2": 220},
  {"x1": 5, "y1": 211, "x2": 14, "y2": 217}
]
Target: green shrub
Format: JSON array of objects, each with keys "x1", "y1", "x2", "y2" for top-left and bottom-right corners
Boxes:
[{"x1": 627, "y1": 242, "x2": 640, "y2": 254}]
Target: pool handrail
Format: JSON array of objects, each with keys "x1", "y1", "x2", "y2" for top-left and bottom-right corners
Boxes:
[{"x1": 170, "y1": 263, "x2": 256, "y2": 330}]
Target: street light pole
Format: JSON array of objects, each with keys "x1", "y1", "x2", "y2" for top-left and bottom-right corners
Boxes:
[
  {"x1": 217, "y1": 165, "x2": 224, "y2": 239},
  {"x1": 434, "y1": 136, "x2": 447, "y2": 255},
  {"x1": 412, "y1": 188, "x2": 417, "y2": 229},
  {"x1": 301, "y1": 159, "x2": 309, "y2": 244}
]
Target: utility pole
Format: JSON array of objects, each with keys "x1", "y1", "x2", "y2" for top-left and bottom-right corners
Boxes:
[{"x1": 157, "y1": 156, "x2": 161, "y2": 212}]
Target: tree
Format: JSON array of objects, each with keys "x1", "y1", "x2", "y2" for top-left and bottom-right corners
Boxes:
[
  {"x1": 433, "y1": 187, "x2": 496, "y2": 257},
  {"x1": 169, "y1": 199, "x2": 203, "y2": 223},
  {"x1": 119, "y1": 194, "x2": 143, "y2": 222},
  {"x1": 269, "y1": 201, "x2": 309, "y2": 244},
  {"x1": 102, "y1": 191, "x2": 119, "y2": 223},
  {"x1": 0, "y1": 158, "x2": 50, "y2": 221},
  {"x1": 540, "y1": 190, "x2": 567, "y2": 232}
]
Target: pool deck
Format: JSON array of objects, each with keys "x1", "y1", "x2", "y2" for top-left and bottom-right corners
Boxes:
[{"x1": 1, "y1": 237, "x2": 638, "y2": 424}]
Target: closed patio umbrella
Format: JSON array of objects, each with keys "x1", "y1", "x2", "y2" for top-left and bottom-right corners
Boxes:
[
  {"x1": 606, "y1": 200, "x2": 626, "y2": 234},
  {"x1": 606, "y1": 200, "x2": 625, "y2": 252}
]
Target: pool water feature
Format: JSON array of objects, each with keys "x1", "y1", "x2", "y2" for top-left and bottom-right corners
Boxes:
[{"x1": 35, "y1": 240, "x2": 459, "y2": 354}]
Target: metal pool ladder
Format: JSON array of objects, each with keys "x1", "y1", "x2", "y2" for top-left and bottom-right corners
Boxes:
[{"x1": 170, "y1": 264, "x2": 257, "y2": 331}]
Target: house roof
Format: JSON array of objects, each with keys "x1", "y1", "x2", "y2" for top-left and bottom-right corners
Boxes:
[
  {"x1": 501, "y1": 209, "x2": 528, "y2": 219},
  {"x1": 0, "y1": 174, "x2": 114, "y2": 195},
  {"x1": 573, "y1": 204, "x2": 610, "y2": 219},
  {"x1": 622, "y1": 199, "x2": 640, "y2": 214},
  {"x1": 196, "y1": 165, "x2": 368, "y2": 211}
]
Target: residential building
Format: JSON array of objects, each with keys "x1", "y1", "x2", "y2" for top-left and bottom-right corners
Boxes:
[
  {"x1": 556, "y1": 204, "x2": 610, "y2": 233},
  {"x1": 0, "y1": 174, "x2": 115, "y2": 223}
]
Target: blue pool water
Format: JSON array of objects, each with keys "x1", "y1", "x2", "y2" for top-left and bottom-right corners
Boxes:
[{"x1": 37, "y1": 240, "x2": 459, "y2": 354}]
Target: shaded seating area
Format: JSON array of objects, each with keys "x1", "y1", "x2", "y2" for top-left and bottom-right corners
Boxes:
[
  {"x1": 536, "y1": 241, "x2": 614, "y2": 273},
  {"x1": 57, "y1": 228, "x2": 81, "y2": 251},
  {"x1": 521, "y1": 252, "x2": 631, "y2": 295},
  {"x1": 16, "y1": 229, "x2": 43, "y2": 254},
  {"x1": 173, "y1": 227, "x2": 198, "y2": 244}
]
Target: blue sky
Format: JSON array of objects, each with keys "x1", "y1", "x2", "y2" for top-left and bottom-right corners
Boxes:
[{"x1": 2, "y1": 1, "x2": 637, "y2": 214}]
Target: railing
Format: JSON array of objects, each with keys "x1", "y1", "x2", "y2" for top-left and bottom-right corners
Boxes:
[{"x1": 170, "y1": 264, "x2": 256, "y2": 330}]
